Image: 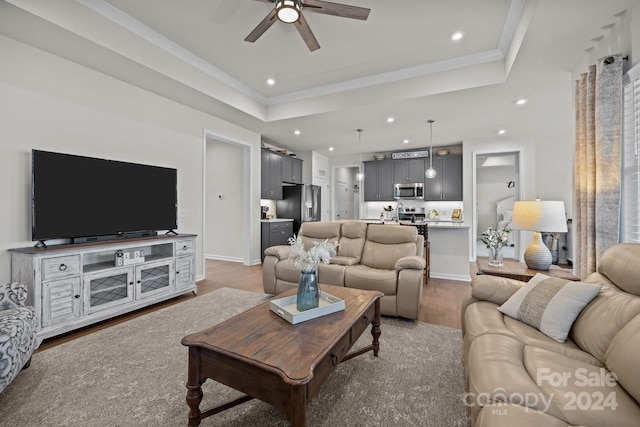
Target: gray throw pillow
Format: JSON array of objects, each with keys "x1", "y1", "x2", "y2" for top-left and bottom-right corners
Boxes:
[{"x1": 497, "y1": 273, "x2": 601, "y2": 342}]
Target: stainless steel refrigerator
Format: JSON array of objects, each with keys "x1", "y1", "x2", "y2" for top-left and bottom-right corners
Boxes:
[{"x1": 276, "y1": 184, "x2": 321, "y2": 235}]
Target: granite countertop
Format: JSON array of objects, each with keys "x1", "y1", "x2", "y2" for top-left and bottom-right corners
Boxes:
[
  {"x1": 361, "y1": 218, "x2": 469, "y2": 228},
  {"x1": 260, "y1": 218, "x2": 294, "y2": 223}
]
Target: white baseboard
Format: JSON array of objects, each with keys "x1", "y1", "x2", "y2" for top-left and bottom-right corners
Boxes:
[
  {"x1": 205, "y1": 254, "x2": 243, "y2": 263},
  {"x1": 204, "y1": 255, "x2": 263, "y2": 266},
  {"x1": 429, "y1": 272, "x2": 472, "y2": 282}
]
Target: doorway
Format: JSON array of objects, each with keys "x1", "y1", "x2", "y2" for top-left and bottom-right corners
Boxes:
[
  {"x1": 202, "y1": 129, "x2": 256, "y2": 273},
  {"x1": 473, "y1": 151, "x2": 522, "y2": 260},
  {"x1": 332, "y1": 165, "x2": 360, "y2": 220}
]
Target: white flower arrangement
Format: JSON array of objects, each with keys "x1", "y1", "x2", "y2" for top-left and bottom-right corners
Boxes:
[
  {"x1": 480, "y1": 227, "x2": 511, "y2": 250},
  {"x1": 287, "y1": 235, "x2": 338, "y2": 273}
]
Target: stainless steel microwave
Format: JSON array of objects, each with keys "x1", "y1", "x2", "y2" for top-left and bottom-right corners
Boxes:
[{"x1": 394, "y1": 183, "x2": 424, "y2": 200}]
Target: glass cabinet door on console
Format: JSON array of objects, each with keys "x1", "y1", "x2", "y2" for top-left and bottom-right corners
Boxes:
[
  {"x1": 135, "y1": 260, "x2": 175, "y2": 299},
  {"x1": 83, "y1": 268, "x2": 134, "y2": 315}
]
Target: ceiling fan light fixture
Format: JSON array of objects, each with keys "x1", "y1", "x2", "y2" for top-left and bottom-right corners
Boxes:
[{"x1": 276, "y1": 0, "x2": 301, "y2": 23}]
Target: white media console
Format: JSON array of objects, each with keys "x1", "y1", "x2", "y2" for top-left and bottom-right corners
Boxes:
[{"x1": 10, "y1": 234, "x2": 197, "y2": 339}]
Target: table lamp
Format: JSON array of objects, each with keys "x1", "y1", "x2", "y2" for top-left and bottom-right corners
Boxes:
[{"x1": 512, "y1": 200, "x2": 567, "y2": 270}]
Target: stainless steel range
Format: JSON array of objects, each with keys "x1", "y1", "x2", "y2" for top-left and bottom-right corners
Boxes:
[{"x1": 397, "y1": 207, "x2": 426, "y2": 223}]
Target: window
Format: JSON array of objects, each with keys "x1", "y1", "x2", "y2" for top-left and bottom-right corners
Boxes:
[{"x1": 622, "y1": 64, "x2": 640, "y2": 242}]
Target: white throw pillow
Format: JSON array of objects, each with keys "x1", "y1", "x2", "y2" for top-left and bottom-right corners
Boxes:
[
  {"x1": 503, "y1": 210, "x2": 513, "y2": 221},
  {"x1": 497, "y1": 273, "x2": 601, "y2": 342}
]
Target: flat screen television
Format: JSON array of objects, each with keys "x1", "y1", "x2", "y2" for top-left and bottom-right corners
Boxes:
[{"x1": 32, "y1": 150, "x2": 178, "y2": 244}]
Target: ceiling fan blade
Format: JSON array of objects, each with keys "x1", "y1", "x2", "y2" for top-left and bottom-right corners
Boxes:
[
  {"x1": 302, "y1": 0, "x2": 370, "y2": 20},
  {"x1": 245, "y1": 9, "x2": 279, "y2": 43},
  {"x1": 294, "y1": 13, "x2": 320, "y2": 51}
]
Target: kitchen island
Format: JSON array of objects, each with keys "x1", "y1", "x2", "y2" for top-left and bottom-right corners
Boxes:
[
  {"x1": 424, "y1": 222, "x2": 471, "y2": 281},
  {"x1": 362, "y1": 219, "x2": 470, "y2": 281}
]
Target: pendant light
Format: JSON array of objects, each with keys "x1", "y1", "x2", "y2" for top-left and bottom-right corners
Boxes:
[
  {"x1": 355, "y1": 128, "x2": 365, "y2": 181},
  {"x1": 425, "y1": 119, "x2": 437, "y2": 179}
]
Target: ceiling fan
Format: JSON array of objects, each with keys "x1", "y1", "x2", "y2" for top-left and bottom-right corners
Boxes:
[{"x1": 245, "y1": 0, "x2": 371, "y2": 51}]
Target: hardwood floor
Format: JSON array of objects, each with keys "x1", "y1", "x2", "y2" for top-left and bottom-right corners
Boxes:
[{"x1": 38, "y1": 259, "x2": 472, "y2": 351}]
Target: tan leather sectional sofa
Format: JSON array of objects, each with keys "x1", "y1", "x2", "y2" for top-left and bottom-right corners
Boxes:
[
  {"x1": 462, "y1": 243, "x2": 640, "y2": 426},
  {"x1": 262, "y1": 220, "x2": 425, "y2": 319}
]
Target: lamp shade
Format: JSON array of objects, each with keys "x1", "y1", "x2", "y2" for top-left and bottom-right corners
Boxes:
[{"x1": 512, "y1": 200, "x2": 567, "y2": 232}]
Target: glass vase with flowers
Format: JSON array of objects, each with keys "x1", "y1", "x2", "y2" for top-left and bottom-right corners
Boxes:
[
  {"x1": 287, "y1": 236, "x2": 338, "y2": 311},
  {"x1": 480, "y1": 227, "x2": 511, "y2": 267}
]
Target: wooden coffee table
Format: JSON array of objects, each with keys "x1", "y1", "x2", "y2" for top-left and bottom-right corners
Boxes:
[{"x1": 181, "y1": 285, "x2": 383, "y2": 426}]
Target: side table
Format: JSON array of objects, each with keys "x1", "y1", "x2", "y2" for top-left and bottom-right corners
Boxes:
[{"x1": 476, "y1": 258, "x2": 580, "y2": 282}]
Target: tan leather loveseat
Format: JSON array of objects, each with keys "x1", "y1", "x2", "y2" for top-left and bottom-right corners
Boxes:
[
  {"x1": 263, "y1": 220, "x2": 425, "y2": 319},
  {"x1": 462, "y1": 243, "x2": 640, "y2": 426}
]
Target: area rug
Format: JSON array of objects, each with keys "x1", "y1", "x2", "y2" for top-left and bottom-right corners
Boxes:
[{"x1": 0, "y1": 288, "x2": 469, "y2": 426}]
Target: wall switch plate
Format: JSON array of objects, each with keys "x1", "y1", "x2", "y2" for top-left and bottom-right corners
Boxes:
[{"x1": 178, "y1": 208, "x2": 189, "y2": 218}]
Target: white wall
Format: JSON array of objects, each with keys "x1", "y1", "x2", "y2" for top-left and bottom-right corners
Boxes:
[
  {"x1": 206, "y1": 140, "x2": 244, "y2": 261},
  {"x1": 533, "y1": 135, "x2": 575, "y2": 216},
  {"x1": 466, "y1": 135, "x2": 574, "y2": 261},
  {"x1": 0, "y1": 35, "x2": 261, "y2": 282}
]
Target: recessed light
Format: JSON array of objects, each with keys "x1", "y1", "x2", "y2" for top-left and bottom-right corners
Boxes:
[
  {"x1": 450, "y1": 31, "x2": 465, "y2": 41},
  {"x1": 402, "y1": 139, "x2": 409, "y2": 144},
  {"x1": 497, "y1": 129, "x2": 506, "y2": 135},
  {"x1": 386, "y1": 117, "x2": 395, "y2": 123},
  {"x1": 266, "y1": 78, "x2": 276, "y2": 86},
  {"x1": 328, "y1": 147, "x2": 334, "y2": 151},
  {"x1": 515, "y1": 99, "x2": 527, "y2": 105},
  {"x1": 294, "y1": 130, "x2": 301, "y2": 135}
]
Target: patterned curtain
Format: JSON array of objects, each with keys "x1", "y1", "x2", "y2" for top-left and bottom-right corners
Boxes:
[{"x1": 574, "y1": 54, "x2": 623, "y2": 278}]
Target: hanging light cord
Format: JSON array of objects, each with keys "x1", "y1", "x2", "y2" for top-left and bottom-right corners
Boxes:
[
  {"x1": 429, "y1": 121, "x2": 433, "y2": 170},
  {"x1": 426, "y1": 119, "x2": 437, "y2": 179},
  {"x1": 357, "y1": 128, "x2": 364, "y2": 180},
  {"x1": 358, "y1": 128, "x2": 363, "y2": 162}
]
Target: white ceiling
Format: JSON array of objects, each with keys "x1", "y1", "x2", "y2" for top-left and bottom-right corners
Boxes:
[{"x1": 2, "y1": 0, "x2": 638, "y2": 156}]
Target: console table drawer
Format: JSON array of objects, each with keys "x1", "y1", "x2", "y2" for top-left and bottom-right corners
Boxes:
[
  {"x1": 350, "y1": 304, "x2": 375, "y2": 341},
  {"x1": 308, "y1": 328, "x2": 352, "y2": 398},
  {"x1": 175, "y1": 240, "x2": 195, "y2": 256},
  {"x1": 42, "y1": 255, "x2": 81, "y2": 280}
]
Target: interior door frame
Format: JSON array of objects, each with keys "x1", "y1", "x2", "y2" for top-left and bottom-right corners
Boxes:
[
  {"x1": 201, "y1": 128, "x2": 256, "y2": 273},
  {"x1": 472, "y1": 149, "x2": 524, "y2": 261},
  {"x1": 331, "y1": 163, "x2": 359, "y2": 221}
]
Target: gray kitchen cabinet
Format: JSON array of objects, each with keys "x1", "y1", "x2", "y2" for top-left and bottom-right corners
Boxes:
[
  {"x1": 363, "y1": 160, "x2": 394, "y2": 201},
  {"x1": 424, "y1": 154, "x2": 463, "y2": 201},
  {"x1": 261, "y1": 150, "x2": 283, "y2": 200},
  {"x1": 282, "y1": 155, "x2": 303, "y2": 184},
  {"x1": 393, "y1": 158, "x2": 426, "y2": 184},
  {"x1": 261, "y1": 221, "x2": 293, "y2": 261}
]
